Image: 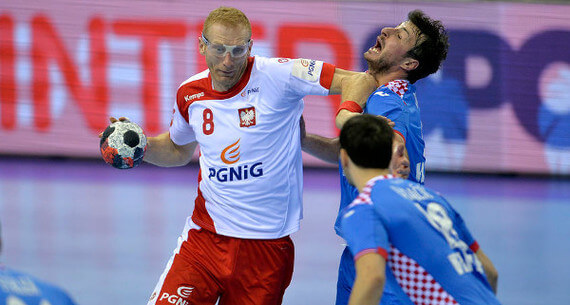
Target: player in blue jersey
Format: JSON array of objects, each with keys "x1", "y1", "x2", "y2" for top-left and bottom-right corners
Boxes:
[
  {"x1": 0, "y1": 222, "x2": 77, "y2": 305},
  {"x1": 338, "y1": 114, "x2": 499, "y2": 305},
  {"x1": 301, "y1": 10, "x2": 451, "y2": 304}
]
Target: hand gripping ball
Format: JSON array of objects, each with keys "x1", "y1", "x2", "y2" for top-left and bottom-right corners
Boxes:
[{"x1": 100, "y1": 120, "x2": 147, "y2": 169}]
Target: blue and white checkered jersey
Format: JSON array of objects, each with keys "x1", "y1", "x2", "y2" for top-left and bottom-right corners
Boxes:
[{"x1": 340, "y1": 175, "x2": 501, "y2": 305}]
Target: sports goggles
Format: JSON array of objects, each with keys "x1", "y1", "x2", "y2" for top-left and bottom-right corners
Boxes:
[{"x1": 201, "y1": 33, "x2": 251, "y2": 58}]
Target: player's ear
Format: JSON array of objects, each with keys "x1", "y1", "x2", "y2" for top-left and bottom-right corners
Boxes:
[
  {"x1": 247, "y1": 39, "x2": 254, "y2": 56},
  {"x1": 400, "y1": 58, "x2": 419, "y2": 72},
  {"x1": 340, "y1": 149, "x2": 350, "y2": 170},
  {"x1": 199, "y1": 36, "x2": 207, "y2": 56}
]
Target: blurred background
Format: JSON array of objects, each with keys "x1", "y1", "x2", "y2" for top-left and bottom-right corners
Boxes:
[{"x1": 1, "y1": 0, "x2": 569, "y2": 304}]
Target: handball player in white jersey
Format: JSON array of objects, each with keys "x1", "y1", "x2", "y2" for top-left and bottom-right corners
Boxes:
[{"x1": 106, "y1": 6, "x2": 360, "y2": 305}]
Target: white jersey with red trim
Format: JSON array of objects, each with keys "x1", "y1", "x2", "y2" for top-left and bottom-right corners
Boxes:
[{"x1": 169, "y1": 56, "x2": 335, "y2": 239}]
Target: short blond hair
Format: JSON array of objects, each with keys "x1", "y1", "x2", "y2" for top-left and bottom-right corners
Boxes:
[{"x1": 203, "y1": 6, "x2": 252, "y2": 39}]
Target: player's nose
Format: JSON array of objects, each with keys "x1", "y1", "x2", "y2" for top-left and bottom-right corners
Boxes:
[
  {"x1": 381, "y1": 27, "x2": 395, "y2": 37},
  {"x1": 222, "y1": 52, "x2": 234, "y2": 66}
]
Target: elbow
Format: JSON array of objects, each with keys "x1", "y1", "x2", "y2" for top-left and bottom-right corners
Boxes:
[
  {"x1": 488, "y1": 267, "x2": 499, "y2": 283},
  {"x1": 335, "y1": 117, "x2": 343, "y2": 130},
  {"x1": 487, "y1": 268, "x2": 499, "y2": 293},
  {"x1": 364, "y1": 271, "x2": 385, "y2": 290},
  {"x1": 372, "y1": 274, "x2": 385, "y2": 289}
]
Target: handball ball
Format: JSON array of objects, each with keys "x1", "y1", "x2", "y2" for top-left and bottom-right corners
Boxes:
[{"x1": 100, "y1": 120, "x2": 147, "y2": 169}]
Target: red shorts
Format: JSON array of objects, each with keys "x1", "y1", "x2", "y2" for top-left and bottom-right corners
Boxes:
[{"x1": 147, "y1": 221, "x2": 295, "y2": 305}]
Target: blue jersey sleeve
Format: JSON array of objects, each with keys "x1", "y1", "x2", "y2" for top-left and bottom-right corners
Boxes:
[
  {"x1": 452, "y1": 207, "x2": 477, "y2": 250},
  {"x1": 439, "y1": 196, "x2": 478, "y2": 250},
  {"x1": 340, "y1": 203, "x2": 389, "y2": 260},
  {"x1": 366, "y1": 91, "x2": 409, "y2": 140}
]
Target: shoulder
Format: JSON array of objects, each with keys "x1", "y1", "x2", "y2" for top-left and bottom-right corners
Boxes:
[
  {"x1": 368, "y1": 81, "x2": 410, "y2": 106},
  {"x1": 33, "y1": 276, "x2": 76, "y2": 305},
  {"x1": 370, "y1": 80, "x2": 412, "y2": 103},
  {"x1": 384, "y1": 80, "x2": 412, "y2": 98},
  {"x1": 253, "y1": 55, "x2": 291, "y2": 67},
  {"x1": 0, "y1": 268, "x2": 75, "y2": 304},
  {"x1": 250, "y1": 56, "x2": 296, "y2": 76},
  {"x1": 177, "y1": 70, "x2": 210, "y2": 94},
  {"x1": 370, "y1": 177, "x2": 412, "y2": 201},
  {"x1": 176, "y1": 70, "x2": 210, "y2": 103}
]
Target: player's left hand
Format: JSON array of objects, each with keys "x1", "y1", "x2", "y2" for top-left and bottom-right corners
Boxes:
[
  {"x1": 377, "y1": 115, "x2": 395, "y2": 128},
  {"x1": 98, "y1": 117, "x2": 131, "y2": 138}
]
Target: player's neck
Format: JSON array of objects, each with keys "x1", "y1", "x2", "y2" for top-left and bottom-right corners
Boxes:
[
  {"x1": 353, "y1": 168, "x2": 390, "y2": 192},
  {"x1": 369, "y1": 70, "x2": 407, "y2": 87}
]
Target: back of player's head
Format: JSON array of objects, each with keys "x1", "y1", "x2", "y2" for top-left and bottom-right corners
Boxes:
[
  {"x1": 203, "y1": 6, "x2": 252, "y2": 39},
  {"x1": 405, "y1": 10, "x2": 449, "y2": 83},
  {"x1": 340, "y1": 114, "x2": 393, "y2": 169}
]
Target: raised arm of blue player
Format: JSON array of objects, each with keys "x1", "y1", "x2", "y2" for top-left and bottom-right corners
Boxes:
[
  {"x1": 475, "y1": 249, "x2": 499, "y2": 294},
  {"x1": 449, "y1": 199, "x2": 499, "y2": 294}
]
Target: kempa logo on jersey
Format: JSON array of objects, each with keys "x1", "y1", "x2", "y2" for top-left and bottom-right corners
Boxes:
[
  {"x1": 158, "y1": 286, "x2": 195, "y2": 305},
  {"x1": 184, "y1": 92, "x2": 204, "y2": 101},
  {"x1": 210, "y1": 139, "x2": 263, "y2": 182}
]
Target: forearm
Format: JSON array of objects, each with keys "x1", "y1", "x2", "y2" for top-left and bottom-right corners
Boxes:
[
  {"x1": 348, "y1": 272, "x2": 384, "y2": 305},
  {"x1": 301, "y1": 134, "x2": 340, "y2": 164},
  {"x1": 144, "y1": 132, "x2": 197, "y2": 167},
  {"x1": 348, "y1": 253, "x2": 386, "y2": 305},
  {"x1": 334, "y1": 72, "x2": 378, "y2": 128},
  {"x1": 476, "y1": 249, "x2": 499, "y2": 294},
  {"x1": 329, "y1": 68, "x2": 359, "y2": 95},
  {"x1": 336, "y1": 110, "x2": 361, "y2": 129}
]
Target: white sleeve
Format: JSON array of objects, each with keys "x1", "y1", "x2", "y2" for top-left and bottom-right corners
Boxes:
[
  {"x1": 169, "y1": 99, "x2": 196, "y2": 145},
  {"x1": 285, "y1": 58, "x2": 335, "y2": 98}
]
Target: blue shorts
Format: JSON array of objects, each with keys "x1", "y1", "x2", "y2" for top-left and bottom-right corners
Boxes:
[{"x1": 335, "y1": 247, "x2": 355, "y2": 305}]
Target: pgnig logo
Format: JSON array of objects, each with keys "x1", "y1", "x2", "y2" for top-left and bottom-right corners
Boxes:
[
  {"x1": 208, "y1": 162, "x2": 263, "y2": 182},
  {"x1": 209, "y1": 139, "x2": 263, "y2": 182}
]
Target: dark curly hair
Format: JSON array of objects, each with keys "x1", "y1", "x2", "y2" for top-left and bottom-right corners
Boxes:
[
  {"x1": 405, "y1": 10, "x2": 449, "y2": 83},
  {"x1": 340, "y1": 114, "x2": 394, "y2": 169}
]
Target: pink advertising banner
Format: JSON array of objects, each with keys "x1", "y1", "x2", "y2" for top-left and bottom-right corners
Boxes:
[{"x1": 1, "y1": 0, "x2": 569, "y2": 175}]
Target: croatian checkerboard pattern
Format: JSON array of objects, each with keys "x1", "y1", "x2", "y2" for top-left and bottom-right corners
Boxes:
[
  {"x1": 385, "y1": 80, "x2": 410, "y2": 98},
  {"x1": 388, "y1": 246, "x2": 458, "y2": 305}
]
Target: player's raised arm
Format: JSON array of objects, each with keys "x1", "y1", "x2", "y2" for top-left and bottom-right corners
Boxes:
[
  {"x1": 144, "y1": 132, "x2": 197, "y2": 167},
  {"x1": 328, "y1": 68, "x2": 359, "y2": 95},
  {"x1": 335, "y1": 73, "x2": 378, "y2": 129}
]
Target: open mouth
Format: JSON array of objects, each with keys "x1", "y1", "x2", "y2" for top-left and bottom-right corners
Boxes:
[{"x1": 369, "y1": 38, "x2": 383, "y2": 54}]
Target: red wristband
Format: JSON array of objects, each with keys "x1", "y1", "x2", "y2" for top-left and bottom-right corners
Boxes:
[{"x1": 336, "y1": 100, "x2": 363, "y2": 117}]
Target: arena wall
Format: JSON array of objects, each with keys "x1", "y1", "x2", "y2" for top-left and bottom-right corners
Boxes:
[{"x1": 0, "y1": 0, "x2": 569, "y2": 175}]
